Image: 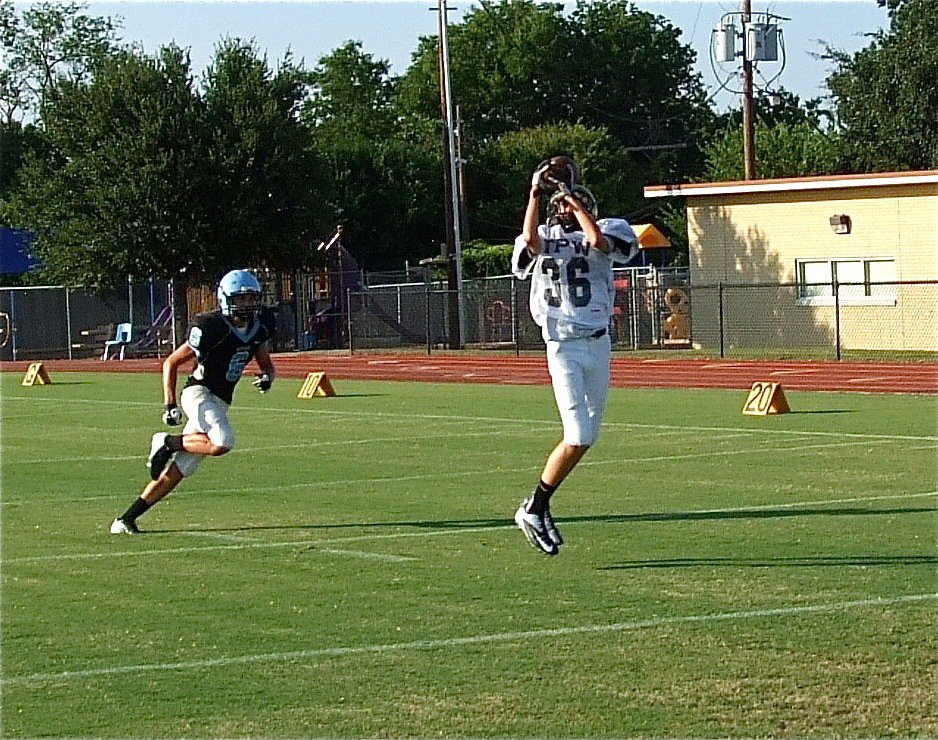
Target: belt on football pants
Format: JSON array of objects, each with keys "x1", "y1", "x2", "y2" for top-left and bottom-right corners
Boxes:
[{"x1": 589, "y1": 328, "x2": 607, "y2": 339}]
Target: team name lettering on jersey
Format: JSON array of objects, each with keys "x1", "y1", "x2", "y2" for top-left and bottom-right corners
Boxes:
[{"x1": 542, "y1": 237, "x2": 590, "y2": 256}]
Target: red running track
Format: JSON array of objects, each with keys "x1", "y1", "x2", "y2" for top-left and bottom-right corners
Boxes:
[{"x1": 3, "y1": 354, "x2": 936, "y2": 394}]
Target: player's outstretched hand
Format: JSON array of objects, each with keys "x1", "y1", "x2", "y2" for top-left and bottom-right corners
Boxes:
[
  {"x1": 163, "y1": 403, "x2": 182, "y2": 426},
  {"x1": 253, "y1": 373, "x2": 272, "y2": 393},
  {"x1": 531, "y1": 161, "x2": 551, "y2": 193}
]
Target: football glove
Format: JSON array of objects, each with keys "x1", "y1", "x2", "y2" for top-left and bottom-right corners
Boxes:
[
  {"x1": 531, "y1": 161, "x2": 551, "y2": 193},
  {"x1": 533, "y1": 156, "x2": 577, "y2": 196},
  {"x1": 163, "y1": 403, "x2": 182, "y2": 426},
  {"x1": 253, "y1": 373, "x2": 272, "y2": 393}
]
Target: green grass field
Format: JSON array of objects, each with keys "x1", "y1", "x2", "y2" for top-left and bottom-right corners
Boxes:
[{"x1": 2, "y1": 371, "x2": 936, "y2": 737}]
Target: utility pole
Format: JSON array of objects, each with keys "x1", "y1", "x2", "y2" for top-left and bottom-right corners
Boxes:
[
  {"x1": 713, "y1": 4, "x2": 786, "y2": 180},
  {"x1": 435, "y1": 0, "x2": 465, "y2": 348},
  {"x1": 455, "y1": 104, "x2": 468, "y2": 240},
  {"x1": 741, "y1": 0, "x2": 756, "y2": 179}
]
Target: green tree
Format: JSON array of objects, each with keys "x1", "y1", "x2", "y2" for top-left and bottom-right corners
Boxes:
[
  {"x1": 4, "y1": 42, "x2": 317, "y2": 288},
  {"x1": 397, "y1": 0, "x2": 575, "y2": 139},
  {"x1": 699, "y1": 89, "x2": 839, "y2": 180},
  {"x1": 303, "y1": 40, "x2": 396, "y2": 147},
  {"x1": 570, "y1": 0, "x2": 714, "y2": 179},
  {"x1": 302, "y1": 42, "x2": 442, "y2": 269},
  {"x1": 826, "y1": 0, "x2": 938, "y2": 171},
  {"x1": 3, "y1": 47, "x2": 209, "y2": 286},
  {"x1": 703, "y1": 120, "x2": 838, "y2": 181},
  {"x1": 0, "y1": 119, "x2": 45, "y2": 201},
  {"x1": 394, "y1": 0, "x2": 714, "y2": 247},
  {"x1": 460, "y1": 240, "x2": 512, "y2": 278},
  {"x1": 398, "y1": 1, "x2": 712, "y2": 155},
  {"x1": 0, "y1": 0, "x2": 119, "y2": 124},
  {"x1": 200, "y1": 39, "x2": 316, "y2": 274}
]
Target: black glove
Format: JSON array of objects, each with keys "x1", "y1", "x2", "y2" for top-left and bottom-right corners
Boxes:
[
  {"x1": 163, "y1": 403, "x2": 182, "y2": 426},
  {"x1": 253, "y1": 373, "x2": 272, "y2": 393}
]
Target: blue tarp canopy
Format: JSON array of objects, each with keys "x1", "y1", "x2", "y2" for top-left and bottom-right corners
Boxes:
[{"x1": 0, "y1": 227, "x2": 40, "y2": 274}]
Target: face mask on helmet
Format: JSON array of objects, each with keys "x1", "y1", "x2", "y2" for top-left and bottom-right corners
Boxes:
[
  {"x1": 217, "y1": 269, "x2": 262, "y2": 320},
  {"x1": 548, "y1": 186, "x2": 598, "y2": 232}
]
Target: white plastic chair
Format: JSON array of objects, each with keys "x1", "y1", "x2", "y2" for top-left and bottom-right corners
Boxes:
[{"x1": 102, "y1": 322, "x2": 132, "y2": 360}]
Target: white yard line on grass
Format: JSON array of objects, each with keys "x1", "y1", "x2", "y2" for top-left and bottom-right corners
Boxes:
[
  {"x1": 4, "y1": 490, "x2": 936, "y2": 565},
  {"x1": 312, "y1": 547, "x2": 416, "y2": 562},
  {"x1": 179, "y1": 530, "x2": 416, "y2": 561},
  {"x1": 3, "y1": 593, "x2": 935, "y2": 687},
  {"x1": 0, "y1": 435, "x2": 920, "y2": 506},
  {"x1": 2, "y1": 437, "x2": 934, "y2": 507},
  {"x1": 5, "y1": 395, "x2": 937, "y2": 442},
  {"x1": 6, "y1": 430, "x2": 754, "y2": 467},
  {"x1": 8, "y1": 428, "x2": 543, "y2": 466}
]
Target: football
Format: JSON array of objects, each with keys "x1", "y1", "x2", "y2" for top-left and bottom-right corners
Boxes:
[{"x1": 543, "y1": 155, "x2": 579, "y2": 193}]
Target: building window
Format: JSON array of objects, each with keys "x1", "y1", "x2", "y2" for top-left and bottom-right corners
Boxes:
[{"x1": 796, "y1": 258, "x2": 897, "y2": 305}]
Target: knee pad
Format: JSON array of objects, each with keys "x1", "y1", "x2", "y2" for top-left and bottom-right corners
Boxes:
[{"x1": 173, "y1": 451, "x2": 202, "y2": 478}]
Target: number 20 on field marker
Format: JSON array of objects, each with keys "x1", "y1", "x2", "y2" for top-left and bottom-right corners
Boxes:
[{"x1": 742, "y1": 381, "x2": 790, "y2": 416}]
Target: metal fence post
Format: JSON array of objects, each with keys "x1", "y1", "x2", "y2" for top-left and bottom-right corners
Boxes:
[
  {"x1": 127, "y1": 275, "x2": 134, "y2": 329},
  {"x1": 511, "y1": 279, "x2": 520, "y2": 356},
  {"x1": 10, "y1": 291, "x2": 17, "y2": 360},
  {"x1": 834, "y1": 279, "x2": 841, "y2": 361},
  {"x1": 65, "y1": 287, "x2": 74, "y2": 360},
  {"x1": 347, "y1": 288, "x2": 355, "y2": 355},
  {"x1": 718, "y1": 282, "x2": 725, "y2": 358},
  {"x1": 425, "y1": 284, "x2": 432, "y2": 356}
]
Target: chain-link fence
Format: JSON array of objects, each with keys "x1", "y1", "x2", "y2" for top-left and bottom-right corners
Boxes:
[
  {"x1": 2, "y1": 276, "x2": 935, "y2": 362},
  {"x1": 0, "y1": 280, "x2": 173, "y2": 361},
  {"x1": 347, "y1": 277, "x2": 938, "y2": 360}
]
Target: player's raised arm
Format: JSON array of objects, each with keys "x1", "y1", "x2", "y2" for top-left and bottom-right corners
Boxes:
[
  {"x1": 521, "y1": 162, "x2": 552, "y2": 254},
  {"x1": 566, "y1": 193, "x2": 607, "y2": 252}
]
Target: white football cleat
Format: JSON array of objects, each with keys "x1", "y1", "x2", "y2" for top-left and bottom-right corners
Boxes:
[
  {"x1": 110, "y1": 517, "x2": 140, "y2": 535},
  {"x1": 542, "y1": 507, "x2": 564, "y2": 548},
  {"x1": 514, "y1": 498, "x2": 558, "y2": 556}
]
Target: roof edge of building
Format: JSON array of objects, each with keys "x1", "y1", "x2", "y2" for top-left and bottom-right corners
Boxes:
[{"x1": 644, "y1": 170, "x2": 938, "y2": 199}]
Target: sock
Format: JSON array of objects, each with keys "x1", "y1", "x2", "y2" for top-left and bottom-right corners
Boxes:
[
  {"x1": 165, "y1": 435, "x2": 184, "y2": 452},
  {"x1": 528, "y1": 480, "x2": 559, "y2": 515},
  {"x1": 121, "y1": 497, "x2": 151, "y2": 524}
]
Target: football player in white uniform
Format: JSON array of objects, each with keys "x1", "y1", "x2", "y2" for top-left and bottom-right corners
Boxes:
[
  {"x1": 511, "y1": 158, "x2": 636, "y2": 555},
  {"x1": 110, "y1": 269, "x2": 277, "y2": 534}
]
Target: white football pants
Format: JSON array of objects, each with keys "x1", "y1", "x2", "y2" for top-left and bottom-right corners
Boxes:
[
  {"x1": 546, "y1": 334, "x2": 611, "y2": 446},
  {"x1": 173, "y1": 384, "x2": 235, "y2": 478}
]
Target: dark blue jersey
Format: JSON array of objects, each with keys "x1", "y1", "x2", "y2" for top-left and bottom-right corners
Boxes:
[{"x1": 182, "y1": 308, "x2": 276, "y2": 404}]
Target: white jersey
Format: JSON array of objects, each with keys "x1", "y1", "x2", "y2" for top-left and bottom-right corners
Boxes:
[{"x1": 513, "y1": 223, "x2": 629, "y2": 341}]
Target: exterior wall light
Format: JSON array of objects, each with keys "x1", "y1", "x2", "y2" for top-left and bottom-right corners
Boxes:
[{"x1": 829, "y1": 214, "x2": 852, "y2": 234}]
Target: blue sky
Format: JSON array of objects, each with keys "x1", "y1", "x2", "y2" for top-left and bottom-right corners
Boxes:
[{"x1": 76, "y1": 0, "x2": 890, "y2": 111}]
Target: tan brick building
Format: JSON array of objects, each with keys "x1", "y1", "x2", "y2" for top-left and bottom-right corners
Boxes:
[{"x1": 644, "y1": 171, "x2": 938, "y2": 353}]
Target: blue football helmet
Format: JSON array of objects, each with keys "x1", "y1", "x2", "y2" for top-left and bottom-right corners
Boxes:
[{"x1": 217, "y1": 269, "x2": 262, "y2": 320}]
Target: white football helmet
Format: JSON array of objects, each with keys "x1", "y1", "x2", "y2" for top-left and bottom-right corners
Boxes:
[
  {"x1": 548, "y1": 185, "x2": 598, "y2": 232},
  {"x1": 217, "y1": 269, "x2": 262, "y2": 320}
]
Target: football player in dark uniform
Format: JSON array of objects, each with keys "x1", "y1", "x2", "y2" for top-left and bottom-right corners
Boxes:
[{"x1": 110, "y1": 269, "x2": 277, "y2": 534}]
